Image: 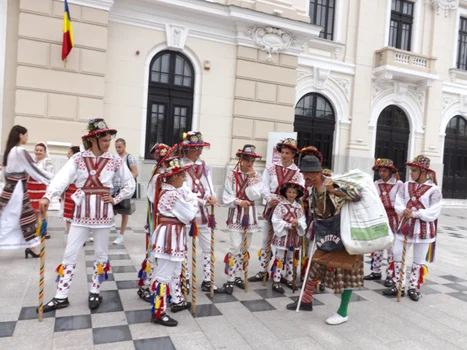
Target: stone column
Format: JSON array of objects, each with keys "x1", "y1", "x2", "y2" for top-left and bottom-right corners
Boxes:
[
  {"x1": 14, "y1": 0, "x2": 112, "y2": 155},
  {"x1": 231, "y1": 46, "x2": 297, "y2": 165}
]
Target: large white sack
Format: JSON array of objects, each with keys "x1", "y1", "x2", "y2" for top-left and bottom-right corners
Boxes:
[{"x1": 333, "y1": 169, "x2": 394, "y2": 255}]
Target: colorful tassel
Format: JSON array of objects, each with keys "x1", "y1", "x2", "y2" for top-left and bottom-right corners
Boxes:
[
  {"x1": 97, "y1": 264, "x2": 103, "y2": 275},
  {"x1": 277, "y1": 259, "x2": 283, "y2": 269},
  {"x1": 257, "y1": 249, "x2": 262, "y2": 261},
  {"x1": 189, "y1": 222, "x2": 199, "y2": 237},
  {"x1": 389, "y1": 261, "x2": 395, "y2": 277},
  {"x1": 370, "y1": 252, "x2": 375, "y2": 271},
  {"x1": 418, "y1": 265, "x2": 428, "y2": 289},
  {"x1": 208, "y1": 214, "x2": 217, "y2": 229},
  {"x1": 224, "y1": 253, "x2": 230, "y2": 275},
  {"x1": 301, "y1": 257, "x2": 309, "y2": 277},
  {"x1": 145, "y1": 261, "x2": 151, "y2": 273},
  {"x1": 242, "y1": 215, "x2": 249, "y2": 229},
  {"x1": 426, "y1": 241, "x2": 436, "y2": 263},
  {"x1": 293, "y1": 258, "x2": 299, "y2": 268},
  {"x1": 270, "y1": 259, "x2": 277, "y2": 280},
  {"x1": 228, "y1": 256, "x2": 235, "y2": 267},
  {"x1": 288, "y1": 245, "x2": 294, "y2": 251}
]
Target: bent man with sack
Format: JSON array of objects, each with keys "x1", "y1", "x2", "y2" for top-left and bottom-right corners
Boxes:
[{"x1": 287, "y1": 155, "x2": 362, "y2": 326}]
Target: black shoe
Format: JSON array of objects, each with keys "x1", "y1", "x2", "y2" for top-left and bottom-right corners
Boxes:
[
  {"x1": 384, "y1": 276, "x2": 394, "y2": 288},
  {"x1": 382, "y1": 286, "x2": 405, "y2": 297},
  {"x1": 407, "y1": 288, "x2": 420, "y2": 302},
  {"x1": 364, "y1": 272, "x2": 382, "y2": 281},
  {"x1": 286, "y1": 300, "x2": 313, "y2": 311},
  {"x1": 25, "y1": 248, "x2": 40, "y2": 259},
  {"x1": 223, "y1": 281, "x2": 234, "y2": 295},
  {"x1": 234, "y1": 277, "x2": 245, "y2": 290},
  {"x1": 319, "y1": 283, "x2": 325, "y2": 292},
  {"x1": 285, "y1": 280, "x2": 301, "y2": 292},
  {"x1": 201, "y1": 281, "x2": 226, "y2": 293},
  {"x1": 248, "y1": 272, "x2": 268, "y2": 282},
  {"x1": 171, "y1": 301, "x2": 191, "y2": 313},
  {"x1": 88, "y1": 293, "x2": 102, "y2": 310},
  {"x1": 272, "y1": 283, "x2": 284, "y2": 294},
  {"x1": 151, "y1": 313, "x2": 178, "y2": 327},
  {"x1": 45, "y1": 233, "x2": 51, "y2": 239},
  {"x1": 137, "y1": 287, "x2": 151, "y2": 303},
  {"x1": 40, "y1": 297, "x2": 70, "y2": 313}
]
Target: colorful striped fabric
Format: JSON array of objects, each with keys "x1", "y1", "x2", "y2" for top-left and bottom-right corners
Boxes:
[{"x1": 62, "y1": 0, "x2": 74, "y2": 61}]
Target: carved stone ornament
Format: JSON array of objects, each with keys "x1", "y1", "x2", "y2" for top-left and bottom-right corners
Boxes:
[
  {"x1": 165, "y1": 24, "x2": 188, "y2": 50},
  {"x1": 314, "y1": 67, "x2": 330, "y2": 90},
  {"x1": 426, "y1": 0, "x2": 459, "y2": 17},
  {"x1": 443, "y1": 95, "x2": 460, "y2": 111},
  {"x1": 329, "y1": 76, "x2": 350, "y2": 99},
  {"x1": 394, "y1": 82, "x2": 408, "y2": 103},
  {"x1": 245, "y1": 26, "x2": 295, "y2": 61},
  {"x1": 371, "y1": 78, "x2": 392, "y2": 101},
  {"x1": 296, "y1": 70, "x2": 313, "y2": 80},
  {"x1": 407, "y1": 85, "x2": 426, "y2": 109}
]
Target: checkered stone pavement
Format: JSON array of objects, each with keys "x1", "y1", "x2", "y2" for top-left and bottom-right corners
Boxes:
[{"x1": 1, "y1": 202, "x2": 467, "y2": 349}]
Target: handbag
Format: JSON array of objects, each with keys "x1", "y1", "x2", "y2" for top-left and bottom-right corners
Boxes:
[
  {"x1": 311, "y1": 190, "x2": 344, "y2": 252},
  {"x1": 114, "y1": 198, "x2": 135, "y2": 215}
]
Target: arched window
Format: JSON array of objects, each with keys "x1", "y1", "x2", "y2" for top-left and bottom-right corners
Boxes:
[
  {"x1": 145, "y1": 51, "x2": 194, "y2": 158},
  {"x1": 294, "y1": 93, "x2": 335, "y2": 169},
  {"x1": 443, "y1": 115, "x2": 467, "y2": 198},
  {"x1": 374, "y1": 105, "x2": 410, "y2": 180}
]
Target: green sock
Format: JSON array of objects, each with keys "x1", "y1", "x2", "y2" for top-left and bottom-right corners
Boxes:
[{"x1": 337, "y1": 289, "x2": 352, "y2": 317}]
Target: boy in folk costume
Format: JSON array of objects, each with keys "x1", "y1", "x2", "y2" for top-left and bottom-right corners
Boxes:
[
  {"x1": 383, "y1": 155, "x2": 441, "y2": 302},
  {"x1": 287, "y1": 156, "x2": 362, "y2": 326},
  {"x1": 271, "y1": 181, "x2": 307, "y2": 293},
  {"x1": 365, "y1": 158, "x2": 403, "y2": 287},
  {"x1": 137, "y1": 143, "x2": 171, "y2": 302},
  {"x1": 222, "y1": 145, "x2": 263, "y2": 294},
  {"x1": 180, "y1": 131, "x2": 225, "y2": 293},
  {"x1": 151, "y1": 157, "x2": 198, "y2": 327},
  {"x1": 249, "y1": 138, "x2": 304, "y2": 282},
  {"x1": 40, "y1": 119, "x2": 135, "y2": 312}
]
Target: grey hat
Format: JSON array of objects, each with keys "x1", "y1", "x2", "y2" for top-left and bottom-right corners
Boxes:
[{"x1": 299, "y1": 155, "x2": 323, "y2": 173}]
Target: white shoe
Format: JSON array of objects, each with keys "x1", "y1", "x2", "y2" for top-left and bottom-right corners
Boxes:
[
  {"x1": 325, "y1": 313, "x2": 348, "y2": 325},
  {"x1": 113, "y1": 235, "x2": 124, "y2": 245}
]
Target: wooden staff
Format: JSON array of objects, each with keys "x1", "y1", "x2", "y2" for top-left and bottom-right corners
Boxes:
[
  {"x1": 191, "y1": 230, "x2": 197, "y2": 314},
  {"x1": 394, "y1": 217, "x2": 407, "y2": 302},
  {"x1": 37, "y1": 217, "x2": 47, "y2": 322},
  {"x1": 263, "y1": 218, "x2": 273, "y2": 286},
  {"x1": 181, "y1": 259, "x2": 188, "y2": 301},
  {"x1": 242, "y1": 211, "x2": 249, "y2": 292},
  {"x1": 296, "y1": 239, "x2": 316, "y2": 312},
  {"x1": 208, "y1": 206, "x2": 216, "y2": 298}
]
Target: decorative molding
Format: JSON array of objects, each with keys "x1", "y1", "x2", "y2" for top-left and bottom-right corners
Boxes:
[
  {"x1": 460, "y1": 94, "x2": 467, "y2": 113},
  {"x1": 296, "y1": 69, "x2": 313, "y2": 80},
  {"x1": 426, "y1": 0, "x2": 459, "y2": 17},
  {"x1": 407, "y1": 85, "x2": 426, "y2": 109},
  {"x1": 371, "y1": 79, "x2": 392, "y2": 101},
  {"x1": 329, "y1": 75, "x2": 350, "y2": 99},
  {"x1": 443, "y1": 95, "x2": 460, "y2": 111},
  {"x1": 165, "y1": 24, "x2": 189, "y2": 50},
  {"x1": 393, "y1": 82, "x2": 408, "y2": 103},
  {"x1": 314, "y1": 67, "x2": 330, "y2": 90},
  {"x1": 245, "y1": 26, "x2": 294, "y2": 61},
  {"x1": 68, "y1": 0, "x2": 115, "y2": 11}
]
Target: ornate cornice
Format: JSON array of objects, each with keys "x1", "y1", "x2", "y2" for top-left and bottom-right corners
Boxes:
[
  {"x1": 68, "y1": 0, "x2": 114, "y2": 11},
  {"x1": 425, "y1": 0, "x2": 459, "y2": 17}
]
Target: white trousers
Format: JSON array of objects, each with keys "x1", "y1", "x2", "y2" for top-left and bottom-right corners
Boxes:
[
  {"x1": 392, "y1": 238, "x2": 430, "y2": 287},
  {"x1": 229, "y1": 230, "x2": 252, "y2": 255},
  {"x1": 55, "y1": 225, "x2": 110, "y2": 298},
  {"x1": 153, "y1": 259, "x2": 184, "y2": 306},
  {"x1": 186, "y1": 224, "x2": 213, "y2": 282}
]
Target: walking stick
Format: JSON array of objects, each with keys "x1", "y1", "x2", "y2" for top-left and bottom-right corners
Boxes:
[
  {"x1": 242, "y1": 211, "x2": 249, "y2": 292},
  {"x1": 37, "y1": 217, "x2": 48, "y2": 322},
  {"x1": 182, "y1": 259, "x2": 188, "y2": 301},
  {"x1": 396, "y1": 217, "x2": 408, "y2": 302},
  {"x1": 189, "y1": 222, "x2": 198, "y2": 314},
  {"x1": 296, "y1": 239, "x2": 316, "y2": 312},
  {"x1": 263, "y1": 217, "x2": 273, "y2": 286},
  {"x1": 208, "y1": 206, "x2": 216, "y2": 298}
]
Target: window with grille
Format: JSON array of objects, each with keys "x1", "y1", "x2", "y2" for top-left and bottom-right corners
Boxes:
[
  {"x1": 388, "y1": 0, "x2": 414, "y2": 51},
  {"x1": 457, "y1": 17, "x2": 467, "y2": 70},
  {"x1": 309, "y1": 0, "x2": 335, "y2": 41}
]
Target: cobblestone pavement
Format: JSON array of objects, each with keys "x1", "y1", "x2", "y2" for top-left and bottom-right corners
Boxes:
[{"x1": 0, "y1": 201, "x2": 466, "y2": 349}]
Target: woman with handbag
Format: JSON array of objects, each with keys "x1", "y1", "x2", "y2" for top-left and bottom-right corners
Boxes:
[{"x1": 286, "y1": 155, "x2": 362, "y2": 326}]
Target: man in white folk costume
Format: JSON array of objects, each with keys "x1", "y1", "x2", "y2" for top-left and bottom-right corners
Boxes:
[
  {"x1": 180, "y1": 131, "x2": 226, "y2": 293},
  {"x1": 383, "y1": 155, "x2": 442, "y2": 301},
  {"x1": 249, "y1": 138, "x2": 305, "y2": 284},
  {"x1": 40, "y1": 118, "x2": 135, "y2": 312},
  {"x1": 364, "y1": 158, "x2": 403, "y2": 287},
  {"x1": 222, "y1": 144, "x2": 263, "y2": 293}
]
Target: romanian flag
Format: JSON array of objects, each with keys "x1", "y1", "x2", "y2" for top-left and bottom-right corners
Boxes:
[{"x1": 62, "y1": 0, "x2": 74, "y2": 61}]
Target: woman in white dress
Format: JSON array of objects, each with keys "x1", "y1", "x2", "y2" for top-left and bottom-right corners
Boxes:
[{"x1": 0, "y1": 125, "x2": 53, "y2": 257}]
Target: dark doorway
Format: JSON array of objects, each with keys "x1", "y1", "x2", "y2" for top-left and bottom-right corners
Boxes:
[{"x1": 443, "y1": 115, "x2": 467, "y2": 198}]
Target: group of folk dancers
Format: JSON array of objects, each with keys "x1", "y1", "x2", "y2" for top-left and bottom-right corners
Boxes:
[{"x1": 0, "y1": 118, "x2": 441, "y2": 328}]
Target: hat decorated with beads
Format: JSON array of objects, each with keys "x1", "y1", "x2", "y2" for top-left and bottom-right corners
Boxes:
[
  {"x1": 160, "y1": 156, "x2": 193, "y2": 178},
  {"x1": 236, "y1": 144, "x2": 262, "y2": 159},
  {"x1": 372, "y1": 158, "x2": 398, "y2": 173},
  {"x1": 180, "y1": 131, "x2": 210, "y2": 148},
  {"x1": 279, "y1": 180, "x2": 305, "y2": 199},
  {"x1": 81, "y1": 118, "x2": 117, "y2": 150},
  {"x1": 300, "y1": 146, "x2": 323, "y2": 165},
  {"x1": 406, "y1": 155, "x2": 434, "y2": 172},
  {"x1": 276, "y1": 138, "x2": 300, "y2": 155}
]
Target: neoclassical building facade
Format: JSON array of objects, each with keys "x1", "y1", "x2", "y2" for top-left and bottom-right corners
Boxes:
[{"x1": 1, "y1": 0, "x2": 467, "y2": 202}]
